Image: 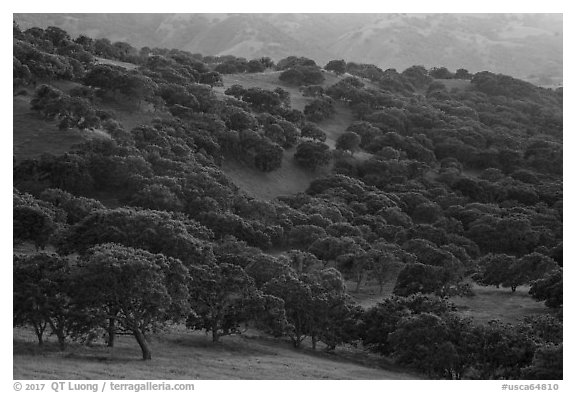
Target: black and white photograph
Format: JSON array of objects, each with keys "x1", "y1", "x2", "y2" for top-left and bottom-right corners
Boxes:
[{"x1": 8, "y1": 2, "x2": 568, "y2": 388}]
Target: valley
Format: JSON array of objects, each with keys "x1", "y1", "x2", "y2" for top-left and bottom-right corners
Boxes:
[{"x1": 12, "y1": 19, "x2": 563, "y2": 381}]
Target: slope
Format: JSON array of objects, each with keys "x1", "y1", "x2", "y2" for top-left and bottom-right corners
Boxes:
[
  {"x1": 13, "y1": 326, "x2": 419, "y2": 380},
  {"x1": 13, "y1": 86, "x2": 109, "y2": 163},
  {"x1": 215, "y1": 71, "x2": 355, "y2": 200}
]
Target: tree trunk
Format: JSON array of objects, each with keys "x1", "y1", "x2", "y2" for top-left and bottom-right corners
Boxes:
[
  {"x1": 355, "y1": 274, "x2": 363, "y2": 293},
  {"x1": 133, "y1": 329, "x2": 152, "y2": 360},
  {"x1": 107, "y1": 318, "x2": 116, "y2": 347},
  {"x1": 211, "y1": 319, "x2": 220, "y2": 343},
  {"x1": 57, "y1": 333, "x2": 66, "y2": 350},
  {"x1": 311, "y1": 335, "x2": 317, "y2": 350},
  {"x1": 291, "y1": 334, "x2": 303, "y2": 348},
  {"x1": 48, "y1": 319, "x2": 66, "y2": 350},
  {"x1": 33, "y1": 323, "x2": 45, "y2": 346}
]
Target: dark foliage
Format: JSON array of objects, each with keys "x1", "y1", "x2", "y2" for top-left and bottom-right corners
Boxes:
[{"x1": 12, "y1": 25, "x2": 562, "y2": 375}]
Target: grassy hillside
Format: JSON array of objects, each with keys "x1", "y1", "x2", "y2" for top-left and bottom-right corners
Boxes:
[
  {"x1": 451, "y1": 284, "x2": 549, "y2": 324},
  {"x1": 94, "y1": 57, "x2": 139, "y2": 70},
  {"x1": 13, "y1": 69, "x2": 347, "y2": 200},
  {"x1": 13, "y1": 80, "x2": 167, "y2": 164},
  {"x1": 13, "y1": 274, "x2": 548, "y2": 379},
  {"x1": 13, "y1": 91, "x2": 108, "y2": 163},
  {"x1": 14, "y1": 69, "x2": 362, "y2": 200},
  {"x1": 222, "y1": 149, "x2": 330, "y2": 200},
  {"x1": 216, "y1": 71, "x2": 354, "y2": 199},
  {"x1": 436, "y1": 78, "x2": 471, "y2": 92},
  {"x1": 215, "y1": 70, "x2": 343, "y2": 112},
  {"x1": 13, "y1": 326, "x2": 418, "y2": 380},
  {"x1": 349, "y1": 279, "x2": 549, "y2": 325}
]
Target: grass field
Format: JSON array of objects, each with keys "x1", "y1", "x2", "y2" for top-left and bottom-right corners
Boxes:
[
  {"x1": 348, "y1": 278, "x2": 549, "y2": 325},
  {"x1": 95, "y1": 57, "x2": 139, "y2": 70},
  {"x1": 222, "y1": 149, "x2": 331, "y2": 200},
  {"x1": 317, "y1": 101, "x2": 355, "y2": 148},
  {"x1": 435, "y1": 78, "x2": 471, "y2": 92},
  {"x1": 450, "y1": 283, "x2": 549, "y2": 324},
  {"x1": 13, "y1": 326, "x2": 418, "y2": 380}
]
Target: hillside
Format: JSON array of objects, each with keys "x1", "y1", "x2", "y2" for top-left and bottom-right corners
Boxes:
[
  {"x1": 215, "y1": 71, "x2": 355, "y2": 199},
  {"x1": 13, "y1": 92, "x2": 92, "y2": 162},
  {"x1": 14, "y1": 13, "x2": 562, "y2": 85},
  {"x1": 13, "y1": 22, "x2": 563, "y2": 380},
  {"x1": 14, "y1": 326, "x2": 418, "y2": 380},
  {"x1": 348, "y1": 279, "x2": 548, "y2": 324}
]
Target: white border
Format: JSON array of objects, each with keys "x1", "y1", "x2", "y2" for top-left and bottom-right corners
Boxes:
[{"x1": 4, "y1": 2, "x2": 571, "y2": 391}]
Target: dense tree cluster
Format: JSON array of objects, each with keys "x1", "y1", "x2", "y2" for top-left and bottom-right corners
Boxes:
[
  {"x1": 214, "y1": 56, "x2": 272, "y2": 74},
  {"x1": 279, "y1": 65, "x2": 325, "y2": 86},
  {"x1": 13, "y1": 25, "x2": 562, "y2": 379},
  {"x1": 13, "y1": 25, "x2": 92, "y2": 86},
  {"x1": 276, "y1": 56, "x2": 317, "y2": 70},
  {"x1": 30, "y1": 84, "x2": 104, "y2": 130},
  {"x1": 361, "y1": 295, "x2": 561, "y2": 379},
  {"x1": 294, "y1": 141, "x2": 331, "y2": 171},
  {"x1": 303, "y1": 97, "x2": 335, "y2": 122}
]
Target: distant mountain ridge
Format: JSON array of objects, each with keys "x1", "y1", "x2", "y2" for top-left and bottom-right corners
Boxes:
[{"x1": 14, "y1": 13, "x2": 562, "y2": 86}]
